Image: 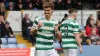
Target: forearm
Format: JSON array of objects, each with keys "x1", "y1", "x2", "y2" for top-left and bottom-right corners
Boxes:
[
  {"x1": 30, "y1": 27, "x2": 38, "y2": 35},
  {"x1": 75, "y1": 33, "x2": 82, "y2": 47}
]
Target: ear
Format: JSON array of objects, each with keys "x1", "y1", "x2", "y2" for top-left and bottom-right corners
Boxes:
[{"x1": 51, "y1": 10, "x2": 53, "y2": 13}]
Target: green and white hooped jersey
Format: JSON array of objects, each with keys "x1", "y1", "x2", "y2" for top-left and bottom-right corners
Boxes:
[
  {"x1": 32, "y1": 16, "x2": 58, "y2": 50},
  {"x1": 60, "y1": 18, "x2": 79, "y2": 49}
]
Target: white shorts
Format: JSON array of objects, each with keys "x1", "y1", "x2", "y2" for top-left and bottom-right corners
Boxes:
[
  {"x1": 35, "y1": 49, "x2": 59, "y2": 56},
  {"x1": 63, "y1": 49, "x2": 77, "y2": 56}
]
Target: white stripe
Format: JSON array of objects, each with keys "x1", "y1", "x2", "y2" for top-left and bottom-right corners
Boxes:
[
  {"x1": 71, "y1": 22, "x2": 79, "y2": 25},
  {"x1": 60, "y1": 27, "x2": 73, "y2": 30},
  {"x1": 63, "y1": 44, "x2": 77, "y2": 47},
  {"x1": 68, "y1": 33, "x2": 74, "y2": 36},
  {"x1": 74, "y1": 32, "x2": 79, "y2": 33},
  {"x1": 40, "y1": 27, "x2": 54, "y2": 30},
  {"x1": 35, "y1": 17, "x2": 42, "y2": 21},
  {"x1": 62, "y1": 39, "x2": 76, "y2": 42},
  {"x1": 37, "y1": 32, "x2": 53, "y2": 36},
  {"x1": 33, "y1": 23, "x2": 37, "y2": 26},
  {"x1": 32, "y1": 26, "x2": 35, "y2": 28},
  {"x1": 37, "y1": 38, "x2": 53, "y2": 42},
  {"x1": 62, "y1": 20, "x2": 79, "y2": 26},
  {"x1": 73, "y1": 28, "x2": 79, "y2": 31},
  {"x1": 32, "y1": 23, "x2": 37, "y2": 28},
  {"x1": 36, "y1": 44, "x2": 53, "y2": 48},
  {"x1": 62, "y1": 33, "x2": 74, "y2": 36},
  {"x1": 40, "y1": 20, "x2": 57, "y2": 24}
]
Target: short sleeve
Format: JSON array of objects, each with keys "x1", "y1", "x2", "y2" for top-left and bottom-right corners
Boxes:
[
  {"x1": 55, "y1": 20, "x2": 59, "y2": 25},
  {"x1": 72, "y1": 21, "x2": 79, "y2": 33},
  {"x1": 52, "y1": 19, "x2": 58, "y2": 26},
  {"x1": 32, "y1": 16, "x2": 41, "y2": 28}
]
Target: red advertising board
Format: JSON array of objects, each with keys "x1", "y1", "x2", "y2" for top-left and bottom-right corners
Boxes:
[{"x1": 0, "y1": 48, "x2": 30, "y2": 56}]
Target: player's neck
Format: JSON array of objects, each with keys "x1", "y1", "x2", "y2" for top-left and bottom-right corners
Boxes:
[
  {"x1": 69, "y1": 16, "x2": 75, "y2": 19},
  {"x1": 45, "y1": 16, "x2": 51, "y2": 21}
]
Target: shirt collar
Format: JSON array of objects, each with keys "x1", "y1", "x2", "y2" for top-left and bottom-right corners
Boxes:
[{"x1": 68, "y1": 17, "x2": 75, "y2": 20}]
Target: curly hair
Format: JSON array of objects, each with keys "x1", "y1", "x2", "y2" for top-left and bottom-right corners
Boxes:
[{"x1": 42, "y1": 2, "x2": 54, "y2": 9}]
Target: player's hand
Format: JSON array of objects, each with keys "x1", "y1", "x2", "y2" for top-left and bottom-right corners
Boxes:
[
  {"x1": 79, "y1": 46, "x2": 82, "y2": 54},
  {"x1": 30, "y1": 28, "x2": 37, "y2": 35},
  {"x1": 37, "y1": 21, "x2": 43, "y2": 29}
]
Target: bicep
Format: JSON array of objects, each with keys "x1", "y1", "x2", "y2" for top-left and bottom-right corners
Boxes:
[
  {"x1": 32, "y1": 19, "x2": 38, "y2": 28},
  {"x1": 74, "y1": 33, "x2": 80, "y2": 38},
  {"x1": 73, "y1": 22, "x2": 79, "y2": 33}
]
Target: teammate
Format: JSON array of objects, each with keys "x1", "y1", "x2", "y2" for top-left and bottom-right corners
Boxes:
[
  {"x1": 30, "y1": 2, "x2": 59, "y2": 56},
  {"x1": 58, "y1": 8, "x2": 82, "y2": 56}
]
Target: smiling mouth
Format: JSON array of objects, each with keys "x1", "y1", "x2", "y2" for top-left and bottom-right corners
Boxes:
[
  {"x1": 45, "y1": 13, "x2": 49, "y2": 14},
  {"x1": 45, "y1": 14, "x2": 49, "y2": 15}
]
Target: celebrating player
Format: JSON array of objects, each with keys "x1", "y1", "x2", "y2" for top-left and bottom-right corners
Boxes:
[{"x1": 30, "y1": 2, "x2": 59, "y2": 56}]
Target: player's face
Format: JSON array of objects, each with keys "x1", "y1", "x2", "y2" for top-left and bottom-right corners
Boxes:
[{"x1": 44, "y1": 7, "x2": 53, "y2": 17}]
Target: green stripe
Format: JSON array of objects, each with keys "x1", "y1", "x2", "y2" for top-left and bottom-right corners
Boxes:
[
  {"x1": 61, "y1": 23, "x2": 79, "y2": 28},
  {"x1": 62, "y1": 36, "x2": 75, "y2": 39},
  {"x1": 34, "y1": 20, "x2": 38, "y2": 25},
  {"x1": 73, "y1": 25, "x2": 79, "y2": 28},
  {"x1": 73, "y1": 31, "x2": 79, "y2": 32},
  {"x1": 36, "y1": 41, "x2": 53, "y2": 45},
  {"x1": 44, "y1": 23, "x2": 54, "y2": 27},
  {"x1": 36, "y1": 47, "x2": 54, "y2": 50},
  {"x1": 61, "y1": 23, "x2": 73, "y2": 28},
  {"x1": 62, "y1": 41, "x2": 77, "y2": 44},
  {"x1": 36, "y1": 34, "x2": 53, "y2": 40},
  {"x1": 61, "y1": 30, "x2": 73, "y2": 33},
  {"x1": 38, "y1": 29, "x2": 54, "y2": 33}
]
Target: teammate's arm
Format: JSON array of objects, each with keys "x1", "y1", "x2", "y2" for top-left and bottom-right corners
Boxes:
[{"x1": 54, "y1": 24, "x2": 62, "y2": 41}]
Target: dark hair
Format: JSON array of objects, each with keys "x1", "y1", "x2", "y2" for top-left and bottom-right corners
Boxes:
[
  {"x1": 42, "y1": 2, "x2": 54, "y2": 9},
  {"x1": 64, "y1": 14, "x2": 68, "y2": 18},
  {"x1": 5, "y1": 21, "x2": 10, "y2": 24},
  {"x1": 68, "y1": 8, "x2": 77, "y2": 14},
  {"x1": 0, "y1": 39, "x2": 2, "y2": 44},
  {"x1": 59, "y1": 14, "x2": 68, "y2": 24},
  {"x1": 98, "y1": 11, "x2": 100, "y2": 20}
]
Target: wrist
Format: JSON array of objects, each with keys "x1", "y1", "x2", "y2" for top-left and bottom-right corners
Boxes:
[{"x1": 79, "y1": 45, "x2": 82, "y2": 47}]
